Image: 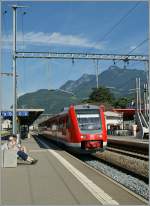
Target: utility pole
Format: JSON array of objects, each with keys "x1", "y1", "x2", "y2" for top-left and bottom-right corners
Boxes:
[
  {"x1": 138, "y1": 78, "x2": 141, "y2": 113},
  {"x1": 144, "y1": 60, "x2": 149, "y2": 85},
  {"x1": 12, "y1": 5, "x2": 17, "y2": 135},
  {"x1": 145, "y1": 83, "x2": 149, "y2": 119},
  {"x1": 96, "y1": 59, "x2": 99, "y2": 89},
  {"x1": 136, "y1": 78, "x2": 139, "y2": 111},
  {"x1": 12, "y1": 5, "x2": 26, "y2": 135},
  {"x1": 144, "y1": 61, "x2": 149, "y2": 119}
]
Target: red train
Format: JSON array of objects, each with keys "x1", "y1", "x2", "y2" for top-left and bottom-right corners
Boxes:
[{"x1": 38, "y1": 104, "x2": 107, "y2": 153}]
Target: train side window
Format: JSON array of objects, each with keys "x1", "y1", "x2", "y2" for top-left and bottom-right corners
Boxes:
[
  {"x1": 52, "y1": 124, "x2": 57, "y2": 131},
  {"x1": 66, "y1": 116, "x2": 71, "y2": 128},
  {"x1": 59, "y1": 120, "x2": 63, "y2": 129}
]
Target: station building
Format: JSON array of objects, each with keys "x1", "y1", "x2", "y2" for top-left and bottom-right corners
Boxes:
[{"x1": 104, "y1": 111, "x2": 123, "y2": 135}]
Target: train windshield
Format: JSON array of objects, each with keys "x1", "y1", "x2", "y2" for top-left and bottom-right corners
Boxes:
[{"x1": 76, "y1": 109, "x2": 102, "y2": 134}]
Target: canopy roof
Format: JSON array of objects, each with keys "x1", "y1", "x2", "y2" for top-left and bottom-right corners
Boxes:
[{"x1": 1, "y1": 109, "x2": 44, "y2": 126}]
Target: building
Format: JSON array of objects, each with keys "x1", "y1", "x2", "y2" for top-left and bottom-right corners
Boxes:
[
  {"x1": 1, "y1": 119, "x2": 12, "y2": 130},
  {"x1": 104, "y1": 111, "x2": 123, "y2": 135}
]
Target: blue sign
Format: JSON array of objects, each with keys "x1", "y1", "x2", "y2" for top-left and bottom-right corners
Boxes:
[
  {"x1": 1, "y1": 111, "x2": 13, "y2": 117},
  {"x1": 1, "y1": 111, "x2": 29, "y2": 117},
  {"x1": 17, "y1": 111, "x2": 29, "y2": 116}
]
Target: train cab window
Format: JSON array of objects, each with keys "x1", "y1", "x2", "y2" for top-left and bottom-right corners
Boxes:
[
  {"x1": 75, "y1": 109, "x2": 102, "y2": 134},
  {"x1": 66, "y1": 116, "x2": 71, "y2": 129}
]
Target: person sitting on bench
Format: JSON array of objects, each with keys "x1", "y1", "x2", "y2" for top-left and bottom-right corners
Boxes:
[{"x1": 2, "y1": 135, "x2": 38, "y2": 164}]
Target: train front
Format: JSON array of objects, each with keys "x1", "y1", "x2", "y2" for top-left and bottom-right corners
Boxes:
[{"x1": 69, "y1": 104, "x2": 107, "y2": 153}]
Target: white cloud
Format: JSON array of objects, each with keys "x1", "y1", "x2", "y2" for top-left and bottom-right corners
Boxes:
[{"x1": 2, "y1": 32, "x2": 104, "y2": 50}]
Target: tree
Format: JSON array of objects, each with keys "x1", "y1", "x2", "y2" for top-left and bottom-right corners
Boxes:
[
  {"x1": 114, "y1": 97, "x2": 132, "y2": 108},
  {"x1": 88, "y1": 87, "x2": 114, "y2": 104}
]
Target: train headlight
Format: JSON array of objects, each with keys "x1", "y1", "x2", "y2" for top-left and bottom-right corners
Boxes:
[{"x1": 81, "y1": 135, "x2": 86, "y2": 139}]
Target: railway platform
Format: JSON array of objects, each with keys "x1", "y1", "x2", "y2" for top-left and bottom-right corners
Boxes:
[
  {"x1": 1, "y1": 135, "x2": 148, "y2": 205},
  {"x1": 108, "y1": 135, "x2": 149, "y2": 142},
  {"x1": 108, "y1": 135, "x2": 149, "y2": 155}
]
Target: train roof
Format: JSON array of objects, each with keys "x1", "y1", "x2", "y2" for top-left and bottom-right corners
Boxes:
[
  {"x1": 39, "y1": 104, "x2": 101, "y2": 126},
  {"x1": 63, "y1": 104, "x2": 100, "y2": 111},
  {"x1": 74, "y1": 104, "x2": 100, "y2": 110}
]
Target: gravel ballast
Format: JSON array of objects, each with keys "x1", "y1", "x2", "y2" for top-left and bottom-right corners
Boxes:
[{"x1": 85, "y1": 159, "x2": 149, "y2": 200}]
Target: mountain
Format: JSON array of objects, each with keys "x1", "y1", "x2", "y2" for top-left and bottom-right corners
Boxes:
[
  {"x1": 60, "y1": 66, "x2": 147, "y2": 98},
  {"x1": 17, "y1": 66, "x2": 147, "y2": 114},
  {"x1": 17, "y1": 89, "x2": 80, "y2": 114}
]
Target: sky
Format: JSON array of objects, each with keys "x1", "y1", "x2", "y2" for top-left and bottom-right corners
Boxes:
[{"x1": 1, "y1": 0, "x2": 149, "y2": 109}]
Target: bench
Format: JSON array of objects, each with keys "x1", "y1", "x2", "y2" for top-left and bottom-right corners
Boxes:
[{"x1": 1, "y1": 149, "x2": 17, "y2": 168}]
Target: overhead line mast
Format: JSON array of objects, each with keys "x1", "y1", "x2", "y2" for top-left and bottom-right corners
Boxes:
[
  {"x1": 15, "y1": 51, "x2": 148, "y2": 61},
  {"x1": 12, "y1": 5, "x2": 27, "y2": 135}
]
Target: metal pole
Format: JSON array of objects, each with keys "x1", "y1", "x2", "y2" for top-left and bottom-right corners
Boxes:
[
  {"x1": 144, "y1": 61, "x2": 149, "y2": 119},
  {"x1": 145, "y1": 83, "x2": 148, "y2": 118},
  {"x1": 146, "y1": 83, "x2": 149, "y2": 119},
  {"x1": 144, "y1": 84, "x2": 146, "y2": 116},
  {"x1": 12, "y1": 5, "x2": 17, "y2": 135},
  {"x1": 96, "y1": 59, "x2": 99, "y2": 89},
  {"x1": 144, "y1": 84, "x2": 147, "y2": 117},
  {"x1": 144, "y1": 60, "x2": 149, "y2": 85},
  {"x1": 136, "y1": 78, "x2": 139, "y2": 111},
  {"x1": 138, "y1": 78, "x2": 141, "y2": 113}
]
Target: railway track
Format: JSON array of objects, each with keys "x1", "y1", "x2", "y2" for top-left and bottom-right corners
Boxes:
[
  {"x1": 107, "y1": 138, "x2": 149, "y2": 155},
  {"x1": 78, "y1": 153, "x2": 149, "y2": 201},
  {"x1": 94, "y1": 148, "x2": 148, "y2": 180},
  {"x1": 106, "y1": 146, "x2": 148, "y2": 161}
]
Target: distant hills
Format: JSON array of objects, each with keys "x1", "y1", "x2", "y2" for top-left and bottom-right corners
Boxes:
[
  {"x1": 17, "y1": 89, "x2": 80, "y2": 114},
  {"x1": 17, "y1": 66, "x2": 147, "y2": 114},
  {"x1": 60, "y1": 66, "x2": 147, "y2": 98}
]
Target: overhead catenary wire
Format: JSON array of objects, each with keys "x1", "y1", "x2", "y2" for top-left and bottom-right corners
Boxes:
[
  {"x1": 96, "y1": 1, "x2": 141, "y2": 43},
  {"x1": 126, "y1": 38, "x2": 149, "y2": 56},
  {"x1": 115, "y1": 37, "x2": 149, "y2": 67},
  {"x1": 90, "y1": 1, "x2": 141, "y2": 54},
  {"x1": 88, "y1": 1, "x2": 142, "y2": 73}
]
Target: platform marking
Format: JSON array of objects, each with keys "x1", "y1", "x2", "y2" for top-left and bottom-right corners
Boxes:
[{"x1": 38, "y1": 138, "x2": 119, "y2": 205}]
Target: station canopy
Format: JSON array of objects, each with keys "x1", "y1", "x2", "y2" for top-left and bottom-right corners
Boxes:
[
  {"x1": 1, "y1": 109, "x2": 44, "y2": 126},
  {"x1": 112, "y1": 108, "x2": 136, "y2": 120}
]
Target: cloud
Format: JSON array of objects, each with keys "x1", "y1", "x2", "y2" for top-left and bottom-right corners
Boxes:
[{"x1": 2, "y1": 32, "x2": 104, "y2": 50}]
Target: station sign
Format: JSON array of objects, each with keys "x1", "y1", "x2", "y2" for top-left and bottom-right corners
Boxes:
[{"x1": 1, "y1": 111, "x2": 29, "y2": 117}]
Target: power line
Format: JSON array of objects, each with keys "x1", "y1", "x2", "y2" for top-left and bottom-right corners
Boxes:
[
  {"x1": 93, "y1": 1, "x2": 141, "y2": 47},
  {"x1": 88, "y1": 1, "x2": 142, "y2": 79},
  {"x1": 127, "y1": 38, "x2": 148, "y2": 55},
  {"x1": 115, "y1": 38, "x2": 148, "y2": 65}
]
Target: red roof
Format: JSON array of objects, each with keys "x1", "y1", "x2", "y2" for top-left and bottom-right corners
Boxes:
[{"x1": 112, "y1": 108, "x2": 136, "y2": 118}]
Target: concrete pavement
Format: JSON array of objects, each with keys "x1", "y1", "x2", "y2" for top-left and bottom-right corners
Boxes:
[{"x1": 1, "y1": 136, "x2": 147, "y2": 205}]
